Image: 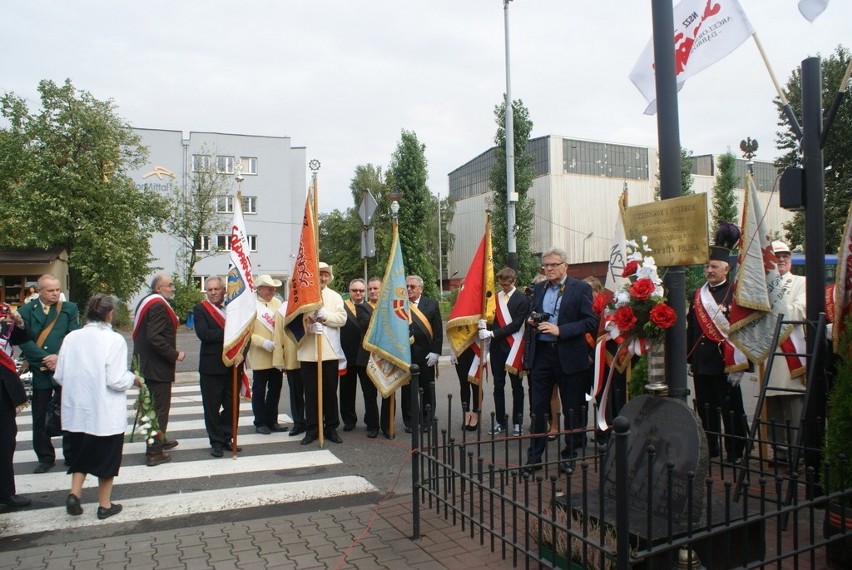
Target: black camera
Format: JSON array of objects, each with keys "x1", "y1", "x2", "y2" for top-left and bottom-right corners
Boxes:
[{"x1": 529, "y1": 311, "x2": 552, "y2": 325}]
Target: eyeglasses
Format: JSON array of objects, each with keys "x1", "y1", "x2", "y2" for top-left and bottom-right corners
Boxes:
[
  {"x1": 407, "y1": 284, "x2": 420, "y2": 289},
  {"x1": 541, "y1": 262, "x2": 564, "y2": 269},
  {"x1": 350, "y1": 289, "x2": 365, "y2": 293}
]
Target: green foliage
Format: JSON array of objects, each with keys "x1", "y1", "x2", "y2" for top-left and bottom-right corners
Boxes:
[
  {"x1": 170, "y1": 276, "x2": 204, "y2": 323},
  {"x1": 777, "y1": 45, "x2": 852, "y2": 252},
  {"x1": 0, "y1": 79, "x2": 168, "y2": 303},
  {"x1": 654, "y1": 147, "x2": 695, "y2": 200},
  {"x1": 386, "y1": 130, "x2": 438, "y2": 298},
  {"x1": 164, "y1": 144, "x2": 231, "y2": 285},
  {"x1": 489, "y1": 98, "x2": 538, "y2": 285},
  {"x1": 629, "y1": 354, "x2": 648, "y2": 399},
  {"x1": 711, "y1": 151, "x2": 740, "y2": 229},
  {"x1": 111, "y1": 302, "x2": 131, "y2": 330},
  {"x1": 319, "y1": 208, "x2": 365, "y2": 289},
  {"x1": 823, "y1": 316, "x2": 852, "y2": 499}
]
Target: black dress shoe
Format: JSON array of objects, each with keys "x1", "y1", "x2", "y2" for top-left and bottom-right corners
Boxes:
[
  {"x1": 271, "y1": 424, "x2": 289, "y2": 433},
  {"x1": 1, "y1": 494, "x2": 32, "y2": 509},
  {"x1": 522, "y1": 462, "x2": 543, "y2": 474},
  {"x1": 34, "y1": 462, "x2": 55, "y2": 474},
  {"x1": 342, "y1": 423, "x2": 355, "y2": 432},
  {"x1": 289, "y1": 426, "x2": 306, "y2": 437},
  {"x1": 210, "y1": 446, "x2": 224, "y2": 458},
  {"x1": 326, "y1": 430, "x2": 343, "y2": 444},
  {"x1": 162, "y1": 439, "x2": 179, "y2": 450},
  {"x1": 403, "y1": 425, "x2": 412, "y2": 434},
  {"x1": 223, "y1": 442, "x2": 242, "y2": 452},
  {"x1": 367, "y1": 429, "x2": 379, "y2": 439},
  {"x1": 66, "y1": 493, "x2": 83, "y2": 515},
  {"x1": 255, "y1": 426, "x2": 272, "y2": 435},
  {"x1": 382, "y1": 430, "x2": 393, "y2": 440},
  {"x1": 97, "y1": 503, "x2": 123, "y2": 520},
  {"x1": 301, "y1": 433, "x2": 317, "y2": 445}
]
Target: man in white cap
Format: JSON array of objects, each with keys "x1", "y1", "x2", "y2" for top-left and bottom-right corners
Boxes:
[
  {"x1": 765, "y1": 240, "x2": 807, "y2": 464},
  {"x1": 248, "y1": 275, "x2": 286, "y2": 435},
  {"x1": 298, "y1": 262, "x2": 347, "y2": 445}
]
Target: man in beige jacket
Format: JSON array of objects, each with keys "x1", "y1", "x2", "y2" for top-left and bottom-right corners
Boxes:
[
  {"x1": 298, "y1": 263, "x2": 347, "y2": 445},
  {"x1": 248, "y1": 275, "x2": 286, "y2": 435}
]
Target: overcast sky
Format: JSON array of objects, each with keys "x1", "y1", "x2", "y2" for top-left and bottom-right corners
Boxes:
[{"x1": 2, "y1": 1, "x2": 848, "y2": 213}]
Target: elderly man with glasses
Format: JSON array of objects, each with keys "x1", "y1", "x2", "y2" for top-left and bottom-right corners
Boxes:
[
  {"x1": 339, "y1": 279, "x2": 379, "y2": 437},
  {"x1": 523, "y1": 249, "x2": 597, "y2": 473},
  {"x1": 402, "y1": 275, "x2": 443, "y2": 433}
]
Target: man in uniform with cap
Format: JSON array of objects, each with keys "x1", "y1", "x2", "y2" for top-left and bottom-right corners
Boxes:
[
  {"x1": 248, "y1": 274, "x2": 286, "y2": 435},
  {"x1": 299, "y1": 262, "x2": 347, "y2": 445},
  {"x1": 765, "y1": 240, "x2": 807, "y2": 464},
  {"x1": 687, "y1": 230, "x2": 749, "y2": 464}
]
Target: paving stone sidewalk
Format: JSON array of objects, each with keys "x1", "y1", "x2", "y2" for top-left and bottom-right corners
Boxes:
[{"x1": 0, "y1": 496, "x2": 518, "y2": 570}]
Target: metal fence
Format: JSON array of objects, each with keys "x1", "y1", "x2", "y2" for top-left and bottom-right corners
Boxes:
[{"x1": 408, "y1": 387, "x2": 852, "y2": 569}]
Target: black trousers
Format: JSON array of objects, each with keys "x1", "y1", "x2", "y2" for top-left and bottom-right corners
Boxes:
[
  {"x1": 301, "y1": 360, "x2": 340, "y2": 436},
  {"x1": 401, "y1": 361, "x2": 435, "y2": 428},
  {"x1": 694, "y1": 373, "x2": 748, "y2": 459},
  {"x1": 286, "y1": 368, "x2": 306, "y2": 431},
  {"x1": 200, "y1": 371, "x2": 234, "y2": 447},
  {"x1": 31, "y1": 386, "x2": 70, "y2": 464},
  {"x1": 0, "y1": 403, "x2": 17, "y2": 497},
  {"x1": 145, "y1": 379, "x2": 173, "y2": 454},
  {"x1": 491, "y1": 350, "x2": 524, "y2": 427},
  {"x1": 339, "y1": 366, "x2": 379, "y2": 429},
  {"x1": 251, "y1": 368, "x2": 283, "y2": 428},
  {"x1": 455, "y1": 354, "x2": 481, "y2": 420},
  {"x1": 527, "y1": 345, "x2": 589, "y2": 464}
]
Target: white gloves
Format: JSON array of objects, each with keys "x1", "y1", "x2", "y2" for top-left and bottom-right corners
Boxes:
[
  {"x1": 261, "y1": 339, "x2": 276, "y2": 352},
  {"x1": 314, "y1": 308, "x2": 327, "y2": 322},
  {"x1": 477, "y1": 319, "x2": 487, "y2": 330},
  {"x1": 426, "y1": 352, "x2": 440, "y2": 367},
  {"x1": 478, "y1": 329, "x2": 493, "y2": 340},
  {"x1": 450, "y1": 353, "x2": 458, "y2": 365},
  {"x1": 728, "y1": 371, "x2": 744, "y2": 387},
  {"x1": 310, "y1": 322, "x2": 326, "y2": 334}
]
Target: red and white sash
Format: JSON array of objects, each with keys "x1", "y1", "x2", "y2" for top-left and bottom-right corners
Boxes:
[
  {"x1": 780, "y1": 328, "x2": 807, "y2": 378},
  {"x1": 201, "y1": 299, "x2": 225, "y2": 328},
  {"x1": 694, "y1": 285, "x2": 749, "y2": 373},
  {"x1": 133, "y1": 294, "x2": 178, "y2": 340},
  {"x1": 256, "y1": 301, "x2": 276, "y2": 334},
  {"x1": 496, "y1": 291, "x2": 525, "y2": 375}
]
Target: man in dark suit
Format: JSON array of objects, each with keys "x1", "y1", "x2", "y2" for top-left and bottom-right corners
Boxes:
[
  {"x1": 0, "y1": 306, "x2": 32, "y2": 509},
  {"x1": 133, "y1": 272, "x2": 185, "y2": 467},
  {"x1": 403, "y1": 275, "x2": 443, "y2": 432},
  {"x1": 524, "y1": 249, "x2": 598, "y2": 471},
  {"x1": 339, "y1": 279, "x2": 379, "y2": 437},
  {"x1": 17, "y1": 274, "x2": 80, "y2": 473},
  {"x1": 193, "y1": 277, "x2": 238, "y2": 458},
  {"x1": 478, "y1": 267, "x2": 530, "y2": 436},
  {"x1": 687, "y1": 246, "x2": 749, "y2": 464}
]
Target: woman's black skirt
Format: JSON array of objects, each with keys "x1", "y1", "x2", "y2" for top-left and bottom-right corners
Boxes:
[{"x1": 65, "y1": 432, "x2": 124, "y2": 478}]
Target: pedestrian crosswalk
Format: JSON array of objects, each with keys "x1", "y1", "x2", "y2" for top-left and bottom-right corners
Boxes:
[{"x1": 3, "y1": 384, "x2": 378, "y2": 537}]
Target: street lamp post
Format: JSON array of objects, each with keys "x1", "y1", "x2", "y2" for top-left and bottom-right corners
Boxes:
[
  {"x1": 437, "y1": 192, "x2": 443, "y2": 295},
  {"x1": 504, "y1": 0, "x2": 518, "y2": 271}
]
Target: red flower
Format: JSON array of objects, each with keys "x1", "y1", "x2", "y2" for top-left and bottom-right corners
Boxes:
[
  {"x1": 649, "y1": 303, "x2": 676, "y2": 329},
  {"x1": 622, "y1": 260, "x2": 639, "y2": 277},
  {"x1": 592, "y1": 294, "x2": 607, "y2": 315},
  {"x1": 629, "y1": 278, "x2": 655, "y2": 301},
  {"x1": 613, "y1": 306, "x2": 637, "y2": 332}
]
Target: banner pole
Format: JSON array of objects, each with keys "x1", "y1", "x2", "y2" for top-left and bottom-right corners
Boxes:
[{"x1": 231, "y1": 365, "x2": 240, "y2": 458}]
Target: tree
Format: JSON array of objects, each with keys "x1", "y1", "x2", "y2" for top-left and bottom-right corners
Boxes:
[
  {"x1": 489, "y1": 98, "x2": 537, "y2": 284},
  {"x1": 711, "y1": 151, "x2": 740, "y2": 229},
  {"x1": 0, "y1": 79, "x2": 168, "y2": 302},
  {"x1": 318, "y1": 207, "x2": 364, "y2": 288},
  {"x1": 654, "y1": 147, "x2": 695, "y2": 200},
  {"x1": 163, "y1": 144, "x2": 231, "y2": 285},
  {"x1": 386, "y1": 130, "x2": 437, "y2": 298},
  {"x1": 777, "y1": 45, "x2": 852, "y2": 252}
]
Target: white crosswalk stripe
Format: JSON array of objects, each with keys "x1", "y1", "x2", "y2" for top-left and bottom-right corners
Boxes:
[{"x1": 2, "y1": 385, "x2": 377, "y2": 536}]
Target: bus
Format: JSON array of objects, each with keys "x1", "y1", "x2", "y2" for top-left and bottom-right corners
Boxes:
[{"x1": 790, "y1": 253, "x2": 838, "y2": 285}]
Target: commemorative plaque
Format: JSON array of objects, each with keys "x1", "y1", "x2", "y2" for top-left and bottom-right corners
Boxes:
[{"x1": 622, "y1": 193, "x2": 709, "y2": 267}]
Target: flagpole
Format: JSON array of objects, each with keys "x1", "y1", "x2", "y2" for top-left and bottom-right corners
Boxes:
[
  {"x1": 311, "y1": 164, "x2": 325, "y2": 448},
  {"x1": 477, "y1": 210, "x2": 492, "y2": 414},
  {"x1": 231, "y1": 174, "x2": 246, "y2": 459},
  {"x1": 750, "y1": 33, "x2": 804, "y2": 140}
]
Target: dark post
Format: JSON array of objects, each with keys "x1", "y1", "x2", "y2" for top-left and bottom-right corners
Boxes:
[
  {"x1": 801, "y1": 57, "x2": 827, "y2": 477},
  {"x1": 410, "y1": 364, "x2": 421, "y2": 538},
  {"x1": 613, "y1": 416, "x2": 631, "y2": 570},
  {"x1": 651, "y1": 0, "x2": 688, "y2": 401}
]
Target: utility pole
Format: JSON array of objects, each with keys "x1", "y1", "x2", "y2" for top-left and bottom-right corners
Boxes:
[{"x1": 504, "y1": 0, "x2": 518, "y2": 271}]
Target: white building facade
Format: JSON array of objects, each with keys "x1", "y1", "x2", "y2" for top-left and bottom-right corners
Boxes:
[
  {"x1": 447, "y1": 135, "x2": 795, "y2": 279},
  {"x1": 128, "y1": 129, "x2": 306, "y2": 308}
]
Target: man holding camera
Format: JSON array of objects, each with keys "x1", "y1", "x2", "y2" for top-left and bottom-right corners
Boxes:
[
  {"x1": 524, "y1": 249, "x2": 598, "y2": 472},
  {"x1": 0, "y1": 304, "x2": 32, "y2": 508}
]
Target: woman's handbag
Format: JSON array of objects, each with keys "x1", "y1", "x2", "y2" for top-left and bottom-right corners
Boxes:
[{"x1": 44, "y1": 387, "x2": 63, "y2": 437}]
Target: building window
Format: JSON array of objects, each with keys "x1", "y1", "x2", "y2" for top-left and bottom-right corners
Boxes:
[
  {"x1": 242, "y1": 195, "x2": 257, "y2": 214},
  {"x1": 247, "y1": 235, "x2": 258, "y2": 252},
  {"x1": 195, "y1": 235, "x2": 211, "y2": 251},
  {"x1": 217, "y1": 196, "x2": 234, "y2": 213},
  {"x1": 192, "y1": 276, "x2": 205, "y2": 291},
  {"x1": 192, "y1": 154, "x2": 211, "y2": 172},
  {"x1": 216, "y1": 234, "x2": 231, "y2": 251},
  {"x1": 240, "y1": 157, "x2": 258, "y2": 175},
  {"x1": 216, "y1": 155, "x2": 235, "y2": 174}
]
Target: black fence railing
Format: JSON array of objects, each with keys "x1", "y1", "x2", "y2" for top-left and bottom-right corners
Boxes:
[{"x1": 407, "y1": 379, "x2": 852, "y2": 569}]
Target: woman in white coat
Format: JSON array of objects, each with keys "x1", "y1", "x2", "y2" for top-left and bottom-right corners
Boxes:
[{"x1": 54, "y1": 294, "x2": 140, "y2": 520}]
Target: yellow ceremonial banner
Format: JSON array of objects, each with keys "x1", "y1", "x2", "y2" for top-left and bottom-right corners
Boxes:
[{"x1": 622, "y1": 193, "x2": 709, "y2": 267}]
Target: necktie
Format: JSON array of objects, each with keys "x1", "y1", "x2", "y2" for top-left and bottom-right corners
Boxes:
[{"x1": 43, "y1": 304, "x2": 50, "y2": 315}]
